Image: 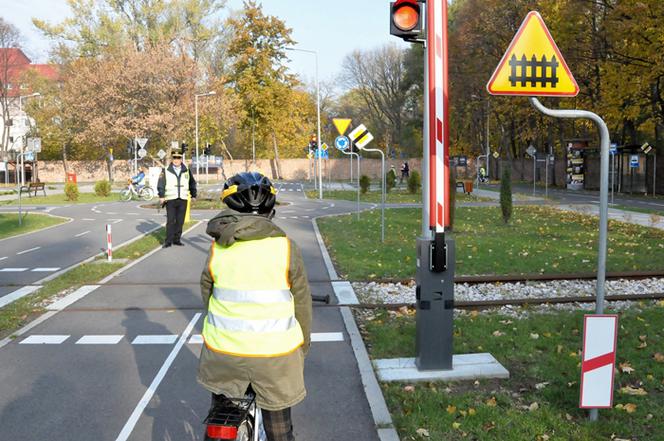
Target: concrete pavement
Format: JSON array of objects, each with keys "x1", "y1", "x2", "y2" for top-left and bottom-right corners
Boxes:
[{"x1": 0, "y1": 182, "x2": 383, "y2": 440}]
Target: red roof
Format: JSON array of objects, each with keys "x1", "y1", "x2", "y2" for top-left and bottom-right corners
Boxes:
[{"x1": 0, "y1": 48, "x2": 60, "y2": 96}]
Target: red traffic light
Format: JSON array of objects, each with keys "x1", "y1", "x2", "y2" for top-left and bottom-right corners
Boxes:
[{"x1": 390, "y1": 0, "x2": 422, "y2": 39}]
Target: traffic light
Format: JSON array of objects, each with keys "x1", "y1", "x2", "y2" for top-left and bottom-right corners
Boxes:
[
  {"x1": 204, "y1": 143, "x2": 212, "y2": 156},
  {"x1": 181, "y1": 143, "x2": 188, "y2": 154},
  {"x1": 390, "y1": 0, "x2": 422, "y2": 41}
]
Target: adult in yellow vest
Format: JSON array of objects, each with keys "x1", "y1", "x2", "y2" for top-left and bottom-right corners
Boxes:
[
  {"x1": 157, "y1": 150, "x2": 197, "y2": 248},
  {"x1": 199, "y1": 172, "x2": 312, "y2": 441}
]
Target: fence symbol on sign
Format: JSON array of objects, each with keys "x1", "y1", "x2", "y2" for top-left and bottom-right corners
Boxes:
[
  {"x1": 509, "y1": 54, "x2": 558, "y2": 88},
  {"x1": 487, "y1": 11, "x2": 578, "y2": 97}
]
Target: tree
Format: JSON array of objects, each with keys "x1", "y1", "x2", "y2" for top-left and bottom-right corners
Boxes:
[{"x1": 0, "y1": 17, "x2": 22, "y2": 155}]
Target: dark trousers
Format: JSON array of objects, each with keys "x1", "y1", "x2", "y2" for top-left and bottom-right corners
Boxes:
[
  {"x1": 165, "y1": 198, "x2": 187, "y2": 244},
  {"x1": 211, "y1": 394, "x2": 294, "y2": 441}
]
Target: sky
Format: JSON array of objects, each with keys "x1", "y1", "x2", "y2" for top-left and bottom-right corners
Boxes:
[{"x1": 0, "y1": 0, "x2": 408, "y2": 85}]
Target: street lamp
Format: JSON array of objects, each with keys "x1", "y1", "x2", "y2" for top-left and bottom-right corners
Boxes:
[
  {"x1": 286, "y1": 47, "x2": 322, "y2": 199},
  {"x1": 195, "y1": 91, "x2": 216, "y2": 179}
]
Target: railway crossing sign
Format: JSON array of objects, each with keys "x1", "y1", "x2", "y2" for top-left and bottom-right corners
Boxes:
[
  {"x1": 487, "y1": 11, "x2": 579, "y2": 97},
  {"x1": 333, "y1": 118, "x2": 352, "y2": 136},
  {"x1": 580, "y1": 315, "x2": 619, "y2": 409},
  {"x1": 335, "y1": 136, "x2": 350, "y2": 151},
  {"x1": 348, "y1": 124, "x2": 374, "y2": 149}
]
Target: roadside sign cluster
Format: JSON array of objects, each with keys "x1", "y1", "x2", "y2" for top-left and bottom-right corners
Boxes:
[{"x1": 348, "y1": 124, "x2": 374, "y2": 149}]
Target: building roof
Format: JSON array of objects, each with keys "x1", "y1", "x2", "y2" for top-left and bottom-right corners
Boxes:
[{"x1": 0, "y1": 48, "x2": 60, "y2": 96}]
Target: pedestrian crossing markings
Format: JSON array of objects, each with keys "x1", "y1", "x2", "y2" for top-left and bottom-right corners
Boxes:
[{"x1": 19, "y1": 333, "x2": 344, "y2": 345}]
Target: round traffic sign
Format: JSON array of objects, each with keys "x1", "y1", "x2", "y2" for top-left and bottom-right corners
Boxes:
[
  {"x1": 138, "y1": 148, "x2": 147, "y2": 158},
  {"x1": 335, "y1": 136, "x2": 350, "y2": 151}
]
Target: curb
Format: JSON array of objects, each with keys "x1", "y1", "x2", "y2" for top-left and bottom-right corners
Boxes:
[
  {"x1": 311, "y1": 215, "x2": 400, "y2": 441},
  {"x1": 0, "y1": 221, "x2": 202, "y2": 349}
]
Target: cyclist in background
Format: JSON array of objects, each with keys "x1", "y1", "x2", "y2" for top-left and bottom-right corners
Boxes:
[
  {"x1": 131, "y1": 166, "x2": 147, "y2": 190},
  {"x1": 198, "y1": 172, "x2": 312, "y2": 441}
]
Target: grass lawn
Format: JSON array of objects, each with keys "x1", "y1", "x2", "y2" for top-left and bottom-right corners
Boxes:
[
  {"x1": 0, "y1": 213, "x2": 67, "y2": 240},
  {"x1": 317, "y1": 206, "x2": 664, "y2": 279},
  {"x1": 306, "y1": 190, "x2": 489, "y2": 204},
  {"x1": 0, "y1": 221, "x2": 196, "y2": 339},
  {"x1": 359, "y1": 304, "x2": 664, "y2": 440},
  {"x1": 0, "y1": 192, "x2": 118, "y2": 205}
]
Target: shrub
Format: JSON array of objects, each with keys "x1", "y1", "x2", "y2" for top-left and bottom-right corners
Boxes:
[
  {"x1": 407, "y1": 170, "x2": 421, "y2": 194},
  {"x1": 64, "y1": 182, "x2": 79, "y2": 201},
  {"x1": 386, "y1": 169, "x2": 397, "y2": 193},
  {"x1": 359, "y1": 175, "x2": 371, "y2": 194},
  {"x1": 94, "y1": 180, "x2": 111, "y2": 197},
  {"x1": 500, "y1": 166, "x2": 513, "y2": 224}
]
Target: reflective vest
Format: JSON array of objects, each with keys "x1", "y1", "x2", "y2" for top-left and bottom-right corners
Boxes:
[
  {"x1": 164, "y1": 167, "x2": 190, "y2": 200},
  {"x1": 203, "y1": 236, "x2": 304, "y2": 357}
]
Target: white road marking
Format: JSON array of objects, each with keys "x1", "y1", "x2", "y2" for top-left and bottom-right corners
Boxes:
[
  {"x1": 107, "y1": 212, "x2": 118, "y2": 215},
  {"x1": 0, "y1": 257, "x2": 7, "y2": 261},
  {"x1": 110, "y1": 219, "x2": 123, "y2": 224},
  {"x1": 17, "y1": 246, "x2": 41, "y2": 255},
  {"x1": 20, "y1": 335, "x2": 69, "y2": 345},
  {"x1": 76, "y1": 335, "x2": 124, "y2": 345},
  {"x1": 82, "y1": 218, "x2": 95, "y2": 221},
  {"x1": 290, "y1": 216, "x2": 299, "y2": 219},
  {"x1": 127, "y1": 212, "x2": 139, "y2": 215},
  {"x1": 0, "y1": 285, "x2": 41, "y2": 308},
  {"x1": 115, "y1": 314, "x2": 201, "y2": 441},
  {"x1": 75, "y1": 231, "x2": 91, "y2": 237},
  {"x1": 47, "y1": 285, "x2": 100, "y2": 311},
  {"x1": 0, "y1": 268, "x2": 28, "y2": 272},
  {"x1": 131, "y1": 335, "x2": 179, "y2": 345},
  {"x1": 31, "y1": 267, "x2": 61, "y2": 272},
  {"x1": 187, "y1": 332, "x2": 343, "y2": 344},
  {"x1": 311, "y1": 332, "x2": 345, "y2": 342}
]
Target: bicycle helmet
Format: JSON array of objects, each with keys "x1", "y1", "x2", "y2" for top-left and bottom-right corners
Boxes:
[{"x1": 221, "y1": 172, "x2": 277, "y2": 214}]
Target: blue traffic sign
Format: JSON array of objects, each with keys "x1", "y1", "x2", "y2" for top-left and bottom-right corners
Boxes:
[
  {"x1": 610, "y1": 143, "x2": 618, "y2": 155},
  {"x1": 335, "y1": 136, "x2": 350, "y2": 151},
  {"x1": 630, "y1": 155, "x2": 639, "y2": 168}
]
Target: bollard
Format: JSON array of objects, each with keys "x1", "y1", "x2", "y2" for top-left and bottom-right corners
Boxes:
[{"x1": 106, "y1": 224, "x2": 113, "y2": 262}]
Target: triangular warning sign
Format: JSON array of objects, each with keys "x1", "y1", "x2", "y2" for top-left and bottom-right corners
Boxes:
[
  {"x1": 487, "y1": 11, "x2": 578, "y2": 97},
  {"x1": 333, "y1": 118, "x2": 352, "y2": 136}
]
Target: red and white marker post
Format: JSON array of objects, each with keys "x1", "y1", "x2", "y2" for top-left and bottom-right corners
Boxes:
[
  {"x1": 579, "y1": 315, "x2": 619, "y2": 409},
  {"x1": 106, "y1": 224, "x2": 113, "y2": 262}
]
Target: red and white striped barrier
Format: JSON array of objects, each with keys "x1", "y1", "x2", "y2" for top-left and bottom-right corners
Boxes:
[
  {"x1": 580, "y1": 314, "x2": 619, "y2": 409},
  {"x1": 106, "y1": 224, "x2": 113, "y2": 262}
]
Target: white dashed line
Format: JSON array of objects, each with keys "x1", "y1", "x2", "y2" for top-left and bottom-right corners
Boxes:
[
  {"x1": 131, "y1": 335, "x2": 179, "y2": 345},
  {"x1": 82, "y1": 218, "x2": 95, "y2": 221},
  {"x1": 311, "y1": 332, "x2": 345, "y2": 342},
  {"x1": 75, "y1": 231, "x2": 91, "y2": 237},
  {"x1": 0, "y1": 268, "x2": 28, "y2": 272},
  {"x1": 76, "y1": 335, "x2": 124, "y2": 345},
  {"x1": 20, "y1": 335, "x2": 69, "y2": 345},
  {"x1": 17, "y1": 246, "x2": 41, "y2": 255},
  {"x1": 110, "y1": 219, "x2": 124, "y2": 224},
  {"x1": 31, "y1": 268, "x2": 61, "y2": 272},
  {"x1": 0, "y1": 285, "x2": 41, "y2": 308},
  {"x1": 0, "y1": 257, "x2": 7, "y2": 261}
]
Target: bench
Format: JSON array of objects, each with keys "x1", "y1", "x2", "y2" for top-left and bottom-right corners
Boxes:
[{"x1": 19, "y1": 182, "x2": 46, "y2": 197}]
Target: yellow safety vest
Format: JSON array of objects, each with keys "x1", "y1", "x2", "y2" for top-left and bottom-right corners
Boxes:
[
  {"x1": 203, "y1": 236, "x2": 304, "y2": 357},
  {"x1": 164, "y1": 168, "x2": 190, "y2": 200}
]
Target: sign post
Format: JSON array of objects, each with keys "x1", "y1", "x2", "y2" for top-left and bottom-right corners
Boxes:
[
  {"x1": 488, "y1": 10, "x2": 611, "y2": 422},
  {"x1": 336, "y1": 134, "x2": 361, "y2": 220}
]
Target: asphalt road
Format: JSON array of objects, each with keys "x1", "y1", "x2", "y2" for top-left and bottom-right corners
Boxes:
[
  {"x1": 487, "y1": 182, "x2": 664, "y2": 210},
  {"x1": 0, "y1": 182, "x2": 381, "y2": 441},
  {"x1": 0, "y1": 201, "x2": 166, "y2": 302}
]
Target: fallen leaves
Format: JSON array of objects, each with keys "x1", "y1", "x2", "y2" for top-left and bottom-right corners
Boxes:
[
  {"x1": 485, "y1": 397, "x2": 497, "y2": 407},
  {"x1": 403, "y1": 385, "x2": 415, "y2": 393},
  {"x1": 446, "y1": 405, "x2": 456, "y2": 414},
  {"x1": 619, "y1": 362, "x2": 635, "y2": 374},
  {"x1": 415, "y1": 428, "x2": 430, "y2": 437},
  {"x1": 530, "y1": 333, "x2": 540, "y2": 340},
  {"x1": 619, "y1": 386, "x2": 648, "y2": 396},
  {"x1": 615, "y1": 403, "x2": 638, "y2": 413},
  {"x1": 654, "y1": 352, "x2": 664, "y2": 363},
  {"x1": 528, "y1": 402, "x2": 540, "y2": 412},
  {"x1": 492, "y1": 330, "x2": 505, "y2": 337},
  {"x1": 535, "y1": 382, "x2": 549, "y2": 390}
]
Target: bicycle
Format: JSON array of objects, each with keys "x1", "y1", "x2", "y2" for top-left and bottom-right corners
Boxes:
[
  {"x1": 120, "y1": 180, "x2": 154, "y2": 201},
  {"x1": 204, "y1": 389, "x2": 266, "y2": 441}
]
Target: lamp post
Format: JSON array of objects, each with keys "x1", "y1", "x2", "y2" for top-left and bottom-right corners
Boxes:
[
  {"x1": 286, "y1": 47, "x2": 322, "y2": 199},
  {"x1": 195, "y1": 91, "x2": 216, "y2": 179}
]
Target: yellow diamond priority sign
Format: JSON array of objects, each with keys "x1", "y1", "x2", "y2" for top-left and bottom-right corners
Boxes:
[{"x1": 487, "y1": 11, "x2": 578, "y2": 97}]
